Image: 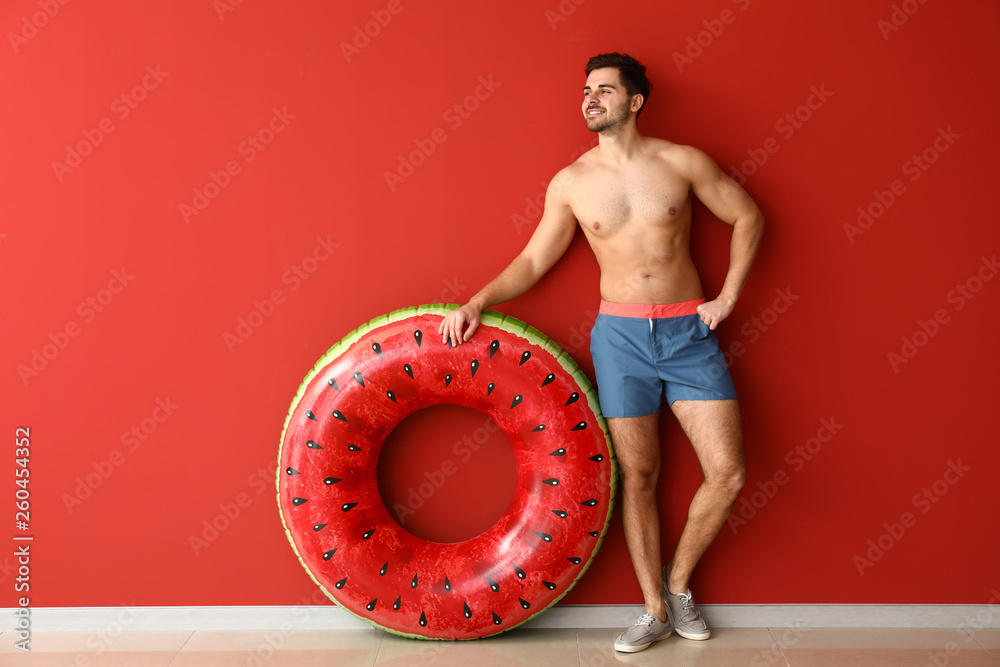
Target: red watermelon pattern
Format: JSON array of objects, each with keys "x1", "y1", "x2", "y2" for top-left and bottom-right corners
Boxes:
[{"x1": 277, "y1": 305, "x2": 617, "y2": 639}]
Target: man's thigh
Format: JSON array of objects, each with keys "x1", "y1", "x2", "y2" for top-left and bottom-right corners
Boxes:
[
  {"x1": 607, "y1": 414, "x2": 661, "y2": 477},
  {"x1": 668, "y1": 399, "x2": 745, "y2": 478}
]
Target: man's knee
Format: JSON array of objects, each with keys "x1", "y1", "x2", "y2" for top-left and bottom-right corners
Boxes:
[
  {"x1": 619, "y1": 460, "x2": 660, "y2": 492},
  {"x1": 708, "y1": 461, "x2": 746, "y2": 499}
]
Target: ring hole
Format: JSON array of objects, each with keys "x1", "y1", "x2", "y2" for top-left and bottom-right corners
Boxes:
[{"x1": 378, "y1": 405, "x2": 516, "y2": 544}]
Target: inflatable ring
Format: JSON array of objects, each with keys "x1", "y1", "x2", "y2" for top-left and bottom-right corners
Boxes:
[{"x1": 277, "y1": 304, "x2": 616, "y2": 640}]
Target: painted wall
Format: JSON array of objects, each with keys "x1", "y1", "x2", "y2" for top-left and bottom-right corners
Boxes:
[{"x1": 2, "y1": 0, "x2": 998, "y2": 610}]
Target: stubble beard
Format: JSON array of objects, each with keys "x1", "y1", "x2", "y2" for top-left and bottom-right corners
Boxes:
[{"x1": 585, "y1": 99, "x2": 631, "y2": 133}]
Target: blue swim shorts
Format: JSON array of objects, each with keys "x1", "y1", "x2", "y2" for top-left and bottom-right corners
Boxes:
[{"x1": 589, "y1": 298, "x2": 738, "y2": 418}]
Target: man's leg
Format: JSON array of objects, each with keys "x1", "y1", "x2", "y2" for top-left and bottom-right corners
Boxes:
[
  {"x1": 607, "y1": 413, "x2": 667, "y2": 622},
  {"x1": 663, "y1": 398, "x2": 746, "y2": 596}
]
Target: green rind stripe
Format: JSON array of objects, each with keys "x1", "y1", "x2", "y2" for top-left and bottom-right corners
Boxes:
[{"x1": 276, "y1": 304, "x2": 617, "y2": 641}]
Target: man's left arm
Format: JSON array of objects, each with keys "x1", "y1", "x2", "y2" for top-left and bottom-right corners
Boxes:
[{"x1": 682, "y1": 146, "x2": 765, "y2": 330}]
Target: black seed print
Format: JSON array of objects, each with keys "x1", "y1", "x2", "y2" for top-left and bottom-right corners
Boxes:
[
  {"x1": 335, "y1": 577, "x2": 347, "y2": 589},
  {"x1": 353, "y1": 371, "x2": 365, "y2": 387},
  {"x1": 541, "y1": 373, "x2": 555, "y2": 387},
  {"x1": 323, "y1": 549, "x2": 337, "y2": 560},
  {"x1": 565, "y1": 392, "x2": 579, "y2": 405},
  {"x1": 419, "y1": 612, "x2": 427, "y2": 627},
  {"x1": 580, "y1": 498, "x2": 598, "y2": 507},
  {"x1": 341, "y1": 502, "x2": 357, "y2": 512},
  {"x1": 404, "y1": 363, "x2": 414, "y2": 379},
  {"x1": 487, "y1": 382, "x2": 495, "y2": 395},
  {"x1": 366, "y1": 598, "x2": 377, "y2": 611},
  {"x1": 487, "y1": 577, "x2": 499, "y2": 592},
  {"x1": 444, "y1": 577, "x2": 452, "y2": 592},
  {"x1": 380, "y1": 562, "x2": 388, "y2": 576},
  {"x1": 313, "y1": 523, "x2": 326, "y2": 531},
  {"x1": 542, "y1": 478, "x2": 559, "y2": 486},
  {"x1": 552, "y1": 510, "x2": 568, "y2": 518},
  {"x1": 362, "y1": 528, "x2": 375, "y2": 539},
  {"x1": 588, "y1": 454, "x2": 604, "y2": 462},
  {"x1": 514, "y1": 565, "x2": 526, "y2": 579},
  {"x1": 306, "y1": 410, "x2": 317, "y2": 421},
  {"x1": 489, "y1": 340, "x2": 500, "y2": 358},
  {"x1": 386, "y1": 390, "x2": 396, "y2": 403},
  {"x1": 533, "y1": 424, "x2": 546, "y2": 432},
  {"x1": 332, "y1": 410, "x2": 347, "y2": 422},
  {"x1": 464, "y1": 602, "x2": 472, "y2": 619},
  {"x1": 587, "y1": 531, "x2": 599, "y2": 537},
  {"x1": 393, "y1": 596, "x2": 401, "y2": 611},
  {"x1": 519, "y1": 351, "x2": 531, "y2": 366},
  {"x1": 286, "y1": 468, "x2": 300, "y2": 475},
  {"x1": 492, "y1": 612, "x2": 502, "y2": 625},
  {"x1": 306, "y1": 440, "x2": 323, "y2": 449},
  {"x1": 543, "y1": 581, "x2": 557, "y2": 591},
  {"x1": 324, "y1": 477, "x2": 341, "y2": 485},
  {"x1": 292, "y1": 497, "x2": 308, "y2": 506},
  {"x1": 348, "y1": 444, "x2": 361, "y2": 451},
  {"x1": 567, "y1": 557, "x2": 582, "y2": 565},
  {"x1": 470, "y1": 359, "x2": 479, "y2": 377},
  {"x1": 510, "y1": 394, "x2": 523, "y2": 409},
  {"x1": 371, "y1": 342, "x2": 382, "y2": 358},
  {"x1": 411, "y1": 574, "x2": 419, "y2": 589},
  {"x1": 519, "y1": 598, "x2": 531, "y2": 610},
  {"x1": 328, "y1": 378, "x2": 340, "y2": 390},
  {"x1": 571, "y1": 421, "x2": 587, "y2": 431},
  {"x1": 414, "y1": 330, "x2": 422, "y2": 347},
  {"x1": 550, "y1": 448, "x2": 566, "y2": 456},
  {"x1": 536, "y1": 532, "x2": 553, "y2": 542},
  {"x1": 445, "y1": 374, "x2": 452, "y2": 386}
]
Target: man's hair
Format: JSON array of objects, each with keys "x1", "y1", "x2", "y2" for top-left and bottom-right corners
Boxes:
[{"x1": 585, "y1": 52, "x2": 651, "y2": 120}]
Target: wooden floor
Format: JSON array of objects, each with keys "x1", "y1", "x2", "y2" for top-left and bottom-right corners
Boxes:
[{"x1": 3, "y1": 626, "x2": 1000, "y2": 666}]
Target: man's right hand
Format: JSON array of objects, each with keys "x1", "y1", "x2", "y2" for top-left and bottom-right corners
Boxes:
[{"x1": 438, "y1": 303, "x2": 483, "y2": 346}]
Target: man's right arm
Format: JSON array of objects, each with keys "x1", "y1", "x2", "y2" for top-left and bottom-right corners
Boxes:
[{"x1": 439, "y1": 170, "x2": 578, "y2": 345}]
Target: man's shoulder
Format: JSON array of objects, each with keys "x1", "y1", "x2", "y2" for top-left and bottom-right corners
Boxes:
[
  {"x1": 645, "y1": 137, "x2": 705, "y2": 164},
  {"x1": 550, "y1": 151, "x2": 596, "y2": 189}
]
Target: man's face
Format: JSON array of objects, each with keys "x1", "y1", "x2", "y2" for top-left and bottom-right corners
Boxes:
[{"x1": 582, "y1": 67, "x2": 634, "y2": 132}]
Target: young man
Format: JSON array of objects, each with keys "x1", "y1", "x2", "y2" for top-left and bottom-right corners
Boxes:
[{"x1": 439, "y1": 53, "x2": 764, "y2": 653}]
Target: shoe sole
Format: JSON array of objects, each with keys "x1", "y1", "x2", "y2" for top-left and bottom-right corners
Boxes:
[
  {"x1": 614, "y1": 631, "x2": 672, "y2": 653},
  {"x1": 674, "y1": 628, "x2": 711, "y2": 641}
]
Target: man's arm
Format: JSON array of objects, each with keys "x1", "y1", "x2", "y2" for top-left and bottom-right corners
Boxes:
[
  {"x1": 439, "y1": 171, "x2": 578, "y2": 345},
  {"x1": 681, "y1": 146, "x2": 765, "y2": 329}
]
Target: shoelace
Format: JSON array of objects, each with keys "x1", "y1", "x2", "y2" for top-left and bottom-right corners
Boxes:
[
  {"x1": 635, "y1": 612, "x2": 658, "y2": 628},
  {"x1": 677, "y1": 592, "x2": 694, "y2": 610}
]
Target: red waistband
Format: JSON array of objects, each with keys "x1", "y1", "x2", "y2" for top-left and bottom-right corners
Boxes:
[{"x1": 599, "y1": 298, "x2": 704, "y2": 318}]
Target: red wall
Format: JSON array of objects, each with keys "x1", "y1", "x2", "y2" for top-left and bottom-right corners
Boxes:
[{"x1": 2, "y1": 0, "x2": 998, "y2": 609}]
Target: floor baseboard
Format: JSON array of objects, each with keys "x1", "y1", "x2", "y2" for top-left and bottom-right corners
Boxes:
[{"x1": 4, "y1": 603, "x2": 999, "y2": 633}]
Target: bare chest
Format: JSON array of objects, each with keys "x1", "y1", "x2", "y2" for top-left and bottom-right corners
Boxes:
[{"x1": 570, "y1": 162, "x2": 690, "y2": 234}]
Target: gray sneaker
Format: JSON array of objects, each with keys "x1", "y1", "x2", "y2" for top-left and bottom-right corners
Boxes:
[
  {"x1": 614, "y1": 612, "x2": 672, "y2": 653},
  {"x1": 662, "y1": 569, "x2": 711, "y2": 640}
]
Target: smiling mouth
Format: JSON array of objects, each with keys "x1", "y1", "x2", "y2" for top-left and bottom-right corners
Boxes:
[{"x1": 587, "y1": 108, "x2": 605, "y2": 116}]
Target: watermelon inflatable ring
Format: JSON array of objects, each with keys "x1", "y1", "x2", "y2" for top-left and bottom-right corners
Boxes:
[{"x1": 277, "y1": 304, "x2": 617, "y2": 640}]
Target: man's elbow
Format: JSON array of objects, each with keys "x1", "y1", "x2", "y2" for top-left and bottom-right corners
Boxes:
[{"x1": 735, "y1": 211, "x2": 765, "y2": 234}]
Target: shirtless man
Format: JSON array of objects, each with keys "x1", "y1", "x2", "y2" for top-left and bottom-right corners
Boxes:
[{"x1": 439, "y1": 53, "x2": 764, "y2": 653}]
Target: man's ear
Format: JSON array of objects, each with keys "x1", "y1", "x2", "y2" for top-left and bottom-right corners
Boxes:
[{"x1": 631, "y1": 94, "x2": 644, "y2": 113}]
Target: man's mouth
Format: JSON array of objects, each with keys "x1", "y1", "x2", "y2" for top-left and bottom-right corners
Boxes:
[{"x1": 587, "y1": 108, "x2": 604, "y2": 116}]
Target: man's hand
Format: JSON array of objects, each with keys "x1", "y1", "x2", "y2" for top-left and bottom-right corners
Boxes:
[
  {"x1": 697, "y1": 297, "x2": 735, "y2": 330},
  {"x1": 438, "y1": 303, "x2": 483, "y2": 346}
]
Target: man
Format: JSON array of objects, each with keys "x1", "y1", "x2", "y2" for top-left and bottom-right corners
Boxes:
[{"x1": 438, "y1": 52, "x2": 764, "y2": 653}]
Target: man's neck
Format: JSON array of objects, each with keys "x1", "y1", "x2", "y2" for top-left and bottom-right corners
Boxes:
[{"x1": 595, "y1": 124, "x2": 644, "y2": 164}]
